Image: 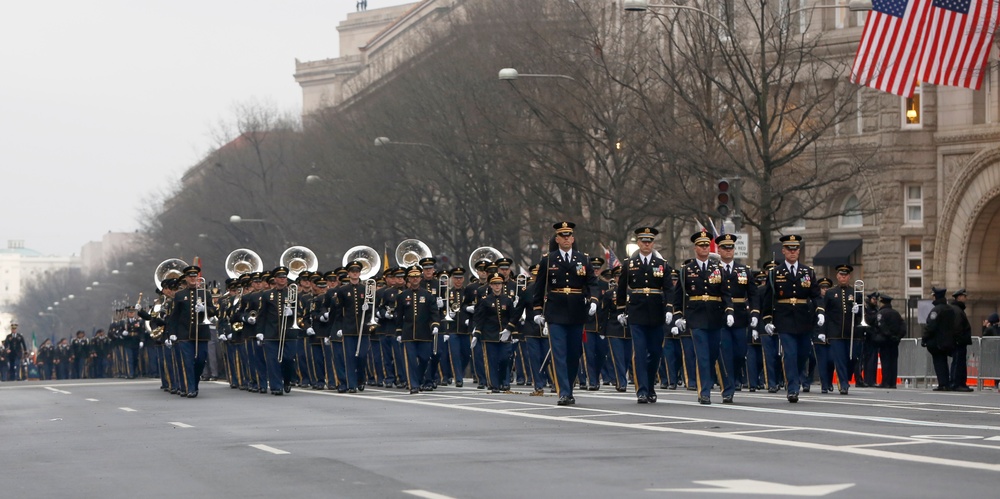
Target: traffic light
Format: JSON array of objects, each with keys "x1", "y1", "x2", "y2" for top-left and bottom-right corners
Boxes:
[{"x1": 716, "y1": 178, "x2": 732, "y2": 217}]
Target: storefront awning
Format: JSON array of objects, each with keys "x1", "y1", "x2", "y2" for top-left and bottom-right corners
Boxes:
[{"x1": 812, "y1": 238, "x2": 862, "y2": 267}]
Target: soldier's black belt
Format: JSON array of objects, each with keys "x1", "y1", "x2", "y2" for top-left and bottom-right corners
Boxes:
[
  {"x1": 777, "y1": 298, "x2": 809, "y2": 305},
  {"x1": 629, "y1": 288, "x2": 663, "y2": 294},
  {"x1": 551, "y1": 288, "x2": 583, "y2": 294},
  {"x1": 689, "y1": 295, "x2": 722, "y2": 302}
]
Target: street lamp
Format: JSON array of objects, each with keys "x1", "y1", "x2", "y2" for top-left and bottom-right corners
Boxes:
[
  {"x1": 230, "y1": 215, "x2": 289, "y2": 245},
  {"x1": 373, "y1": 136, "x2": 448, "y2": 158},
  {"x1": 498, "y1": 68, "x2": 578, "y2": 82}
]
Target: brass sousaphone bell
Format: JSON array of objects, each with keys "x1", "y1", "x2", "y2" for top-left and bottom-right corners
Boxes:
[
  {"x1": 280, "y1": 246, "x2": 319, "y2": 280},
  {"x1": 395, "y1": 239, "x2": 432, "y2": 268},
  {"x1": 225, "y1": 248, "x2": 263, "y2": 278},
  {"x1": 154, "y1": 258, "x2": 188, "y2": 291},
  {"x1": 343, "y1": 245, "x2": 382, "y2": 281}
]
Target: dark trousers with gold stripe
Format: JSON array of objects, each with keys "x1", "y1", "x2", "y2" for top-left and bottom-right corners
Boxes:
[{"x1": 691, "y1": 328, "x2": 721, "y2": 401}]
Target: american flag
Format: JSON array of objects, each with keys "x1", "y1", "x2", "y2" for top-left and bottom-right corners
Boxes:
[
  {"x1": 919, "y1": 0, "x2": 1000, "y2": 90},
  {"x1": 602, "y1": 243, "x2": 621, "y2": 268},
  {"x1": 852, "y1": 0, "x2": 935, "y2": 97}
]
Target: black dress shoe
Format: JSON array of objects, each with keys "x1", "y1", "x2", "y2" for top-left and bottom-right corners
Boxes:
[
  {"x1": 953, "y1": 386, "x2": 974, "y2": 392},
  {"x1": 616, "y1": 386, "x2": 627, "y2": 392},
  {"x1": 722, "y1": 396, "x2": 733, "y2": 404},
  {"x1": 455, "y1": 381, "x2": 463, "y2": 387},
  {"x1": 659, "y1": 382, "x2": 669, "y2": 389},
  {"x1": 348, "y1": 388, "x2": 357, "y2": 394},
  {"x1": 839, "y1": 388, "x2": 849, "y2": 395},
  {"x1": 557, "y1": 397, "x2": 572, "y2": 406},
  {"x1": 568, "y1": 396, "x2": 576, "y2": 405},
  {"x1": 749, "y1": 387, "x2": 756, "y2": 392},
  {"x1": 668, "y1": 384, "x2": 677, "y2": 390},
  {"x1": 588, "y1": 386, "x2": 599, "y2": 391},
  {"x1": 410, "y1": 388, "x2": 420, "y2": 394},
  {"x1": 932, "y1": 386, "x2": 950, "y2": 391},
  {"x1": 698, "y1": 396, "x2": 711, "y2": 405},
  {"x1": 637, "y1": 395, "x2": 648, "y2": 404},
  {"x1": 490, "y1": 388, "x2": 500, "y2": 393},
  {"x1": 801, "y1": 385, "x2": 810, "y2": 393},
  {"x1": 230, "y1": 384, "x2": 238, "y2": 389},
  {"x1": 284, "y1": 384, "x2": 292, "y2": 394},
  {"x1": 648, "y1": 392, "x2": 657, "y2": 403},
  {"x1": 357, "y1": 385, "x2": 365, "y2": 391},
  {"x1": 787, "y1": 393, "x2": 799, "y2": 403},
  {"x1": 337, "y1": 388, "x2": 347, "y2": 393},
  {"x1": 767, "y1": 387, "x2": 778, "y2": 393},
  {"x1": 187, "y1": 391, "x2": 198, "y2": 398},
  {"x1": 821, "y1": 389, "x2": 829, "y2": 394},
  {"x1": 477, "y1": 384, "x2": 485, "y2": 389}
]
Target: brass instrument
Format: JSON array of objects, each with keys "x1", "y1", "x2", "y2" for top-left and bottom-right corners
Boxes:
[
  {"x1": 154, "y1": 258, "x2": 188, "y2": 290},
  {"x1": 395, "y1": 239, "x2": 432, "y2": 268},
  {"x1": 356, "y1": 279, "x2": 377, "y2": 356},
  {"x1": 440, "y1": 272, "x2": 454, "y2": 322},
  {"x1": 280, "y1": 246, "x2": 318, "y2": 280},
  {"x1": 196, "y1": 277, "x2": 212, "y2": 326},
  {"x1": 226, "y1": 248, "x2": 263, "y2": 278},
  {"x1": 516, "y1": 274, "x2": 528, "y2": 322},
  {"x1": 469, "y1": 246, "x2": 503, "y2": 274},
  {"x1": 343, "y1": 246, "x2": 382, "y2": 280},
  {"x1": 850, "y1": 279, "x2": 866, "y2": 358},
  {"x1": 277, "y1": 283, "x2": 298, "y2": 361}
]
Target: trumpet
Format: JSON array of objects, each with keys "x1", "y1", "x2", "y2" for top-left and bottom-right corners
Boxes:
[{"x1": 440, "y1": 273, "x2": 454, "y2": 322}]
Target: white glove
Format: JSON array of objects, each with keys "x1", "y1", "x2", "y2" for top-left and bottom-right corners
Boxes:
[
  {"x1": 665, "y1": 312, "x2": 673, "y2": 325},
  {"x1": 362, "y1": 303, "x2": 369, "y2": 311},
  {"x1": 169, "y1": 335, "x2": 177, "y2": 342},
  {"x1": 164, "y1": 339, "x2": 172, "y2": 347},
  {"x1": 599, "y1": 335, "x2": 605, "y2": 340},
  {"x1": 617, "y1": 314, "x2": 627, "y2": 326},
  {"x1": 512, "y1": 338, "x2": 519, "y2": 344},
  {"x1": 818, "y1": 333, "x2": 827, "y2": 343},
  {"x1": 726, "y1": 315, "x2": 735, "y2": 327},
  {"x1": 464, "y1": 319, "x2": 469, "y2": 326},
  {"x1": 396, "y1": 335, "x2": 402, "y2": 343},
  {"x1": 371, "y1": 316, "x2": 379, "y2": 325},
  {"x1": 320, "y1": 312, "x2": 329, "y2": 323},
  {"x1": 500, "y1": 329, "x2": 511, "y2": 342},
  {"x1": 588, "y1": 302, "x2": 597, "y2": 316},
  {"x1": 465, "y1": 305, "x2": 475, "y2": 314},
  {"x1": 306, "y1": 327, "x2": 315, "y2": 336},
  {"x1": 256, "y1": 333, "x2": 264, "y2": 341},
  {"x1": 470, "y1": 337, "x2": 478, "y2": 349},
  {"x1": 384, "y1": 311, "x2": 394, "y2": 319},
  {"x1": 195, "y1": 302, "x2": 207, "y2": 313},
  {"x1": 675, "y1": 319, "x2": 686, "y2": 332},
  {"x1": 533, "y1": 315, "x2": 546, "y2": 326},
  {"x1": 219, "y1": 334, "x2": 227, "y2": 342},
  {"x1": 852, "y1": 304, "x2": 861, "y2": 314},
  {"x1": 541, "y1": 325, "x2": 549, "y2": 337},
  {"x1": 283, "y1": 306, "x2": 293, "y2": 316},
  {"x1": 436, "y1": 297, "x2": 445, "y2": 308},
  {"x1": 432, "y1": 327, "x2": 439, "y2": 335},
  {"x1": 752, "y1": 330, "x2": 759, "y2": 341},
  {"x1": 764, "y1": 323, "x2": 775, "y2": 335},
  {"x1": 670, "y1": 327, "x2": 679, "y2": 336},
  {"x1": 513, "y1": 296, "x2": 519, "y2": 308},
  {"x1": 323, "y1": 337, "x2": 330, "y2": 345},
  {"x1": 443, "y1": 335, "x2": 450, "y2": 342},
  {"x1": 139, "y1": 341, "x2": 144, "y2": 348},
  {"x1": 336, "y1": 330, "x2": 343, "y2": 338},
  {"x1": 750, "y1": 317, "x2": 758, "y2": 328},
  {"x1": 247, "y1": 316, "x2": 256, "y2": 325},
  {"x1": 817, "y1": 314, "x2": 825, "y2": 327}
]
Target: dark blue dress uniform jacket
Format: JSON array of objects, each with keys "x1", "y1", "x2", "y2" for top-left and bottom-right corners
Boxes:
[
  {"x1": 473, "y1": 292, "x2": 517, "y2": 343},
  {"x1": 673, "y1": 260, "x2": 731, "y2": 330},
  {"x1": 396, "y1": 287, "x2": 442, "y2": 342},
  {"x1": 761, "y1": 265, "x2": 824, "y2": 334},
  {"x1": 532, "y1": 250, "x2": 599, "y2": 326},
  {"x1": 823, "y1": 286, "x2": 858, "y2": 340},
  {"x1": 170, "y1": 288, "x2": 216, "y2": 341},
  {"x1": 721, "y1": 262, "x2": 759, "y2": 328},
  {"x1": 615, "y1": 255, "x2": 674, "y2": 327}
]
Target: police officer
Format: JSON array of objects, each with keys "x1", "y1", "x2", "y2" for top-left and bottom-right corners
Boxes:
[
  {"x1": 761, "y1": 235, "x2": 824, "y2": 403},
  {"x1": 923, "y1": 287, "x2": 959, "y2": 390},
  {"x1": 532, "y1": 222, "x2": 599, "y2": 406},
  {"x1": 617, "y1": 227, "x2": 674, "y2": 403},
  {"x1": 872, "y1": 294, "x2": 904, "y2": 388},
  {"x1": 949, "y1": 289, "x2": 974, "y2": 391}
]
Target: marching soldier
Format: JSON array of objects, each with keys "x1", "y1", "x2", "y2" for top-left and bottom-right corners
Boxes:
[
  {"x1": 37, "y1": 338, "x2": 54, "y2": 380},
  {"x1": 600, "y1": 267, "x2": 629, "y2": 392},
  {"x1": 251, "y1": 266, "x2": 295, "y2": 395},
  {"x1": 532, "y1": 222, "x2": 599, "y2": 406},
  {"x1": 168, "y1": 265, "x2": 218, "y2": 397},
  {"x1": 822, "y1": 265, "x2": 861, "y2": 395},
  {"x1": 472, "y1": 272, "x2": 518, "y2": 392},
  {"x1": 514, "y1": 264, "x2": 549, "y2": 395},
  {"x1": 617, "y1": 227, "x2": 674, "y2": 404},
  {"x1": 761, "y1": 235, "x2": 824, "y2": 403},
  {"x1": 465, "y1": 260, "x2": 490, "y2": 388},
  {"x1": 55, "y1": 338, "x2": 71, "y2": 380},
  {"x1": 4, "y1": 323, "x2": 27, "y2": 381},
  {"x1": 716, "y1": 233, "x2": 758, "y2": 402},
  {"x1": 70, "y1": 330, "x2": 89, "y2": 379},
  {"x1": 813, "y1": 277, "x2": 834, "y2": 393},
  {"x1": 120, "y1": 306, "x2": 144, "y2": 378},
  {"x1": 317, "y1": 270, "x2": 346, "y2": 392},
  {"x1": 397, "y1": 265, "x2": 442, "y2": 393},
  {"x1": 445, "y1": 267, "x2": 471, "y2": 387},
  {"x1": 582, "y1": 256, "x2": 607, "y2": 390},
  {"x1": 332, "y1": 260, "x2": 371, "y2": 393}
]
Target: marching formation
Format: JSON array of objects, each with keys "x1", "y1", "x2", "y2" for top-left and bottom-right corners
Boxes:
[{"x1": 12, "y1": 221, "x2": 920, "y2": 406}]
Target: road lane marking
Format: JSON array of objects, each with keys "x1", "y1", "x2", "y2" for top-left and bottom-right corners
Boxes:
[
  {"x1": 649, "y1": 479, "x2": 854, "y2": 496},
  {"x1": 726, "y1": 428, "x2": 801, "y2": 435},
  {"x1": 85, "y1": 398, "x2": 99, "y2": 402},
  {"x1": 44, "y1": 387, "x2": 71, "y2": 394},
  {"x1": 403, "y1": 490, "x2": 458, "y2": 499},
  {"x1": 844, "y1": 441, "x2": 930, "y2": 449},
  {"x1": 250, "y1": 444, "x2": 290, "y2": 455},
  {"x1": 119, "y1": 407, "x2": 137, "y2": 412},
  {"x1": 169, "y1": 422, "x2": 194, "y2": 428}
]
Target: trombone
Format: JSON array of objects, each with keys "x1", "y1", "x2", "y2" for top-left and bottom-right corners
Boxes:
[
  {"x1": 356, "y1": 279, "x2": 377, "y2": 356},
  {"x1": 440, "y1": 272, "x2": 454, "y2": 322},
  {"x1": 278, "y1": 283, "x2": 298, "y2": 361},
  {"x1": 850, "y1": 279, "x2": 865, "y2": 358}
]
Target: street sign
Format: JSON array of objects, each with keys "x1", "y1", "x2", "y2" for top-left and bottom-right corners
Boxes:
[{"x1": 734, "y1": 232, "x2": 749, "y2": 259}]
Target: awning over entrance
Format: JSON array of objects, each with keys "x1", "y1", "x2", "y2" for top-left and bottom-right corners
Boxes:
[{"x1": 812, "y1": 238, "x2": 862, "y2": 267}]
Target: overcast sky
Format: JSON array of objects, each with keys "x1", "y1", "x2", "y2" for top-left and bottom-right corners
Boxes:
[{"x1": 0, "y1": 0, "x2": 416, "y2": 256}]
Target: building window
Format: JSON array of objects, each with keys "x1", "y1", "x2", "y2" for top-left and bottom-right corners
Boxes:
[
  {"x1": 902, "y1": 82, "x2": 922, "y2": 128},
  {"x1": 840, "y1": 195, "x2": 863, "y2": 227},
  {"x1": 906, "y1": 238, "x2": 923, "y2": 299},
  {"x1": 904, "y1": 185, "x2": 922, "y2": 225}
]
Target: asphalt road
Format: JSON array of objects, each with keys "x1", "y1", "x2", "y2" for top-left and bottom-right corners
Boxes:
[{"x1": 3, "y1": 379, "x2": 1000, "y2": 498}]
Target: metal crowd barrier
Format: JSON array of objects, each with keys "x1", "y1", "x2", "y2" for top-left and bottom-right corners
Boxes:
[{"x1": 895, "y1": 337, "x2": 1000, "y2": 390}]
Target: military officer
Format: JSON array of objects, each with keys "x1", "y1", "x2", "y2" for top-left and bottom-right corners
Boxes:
[
  {"x1": 616, "y1": 227, "x2": 674, "y2": 403},
  {"x1": 472, "y1": 272, "x2": 518, "y2": 392},
  {"x1": 514, "y1": 264, "x2": 548, "y2": 395},
  {"x1": 716, "y1": 233, "x2": 758, "y2": 402},
  {"x1": 331, "y1": 260, "x2": 371, "y2": 393},
  {"x1": 822, "y1": 265, "x2": 861, "y2": 395},
  {"x1": 168, "y1": 265, "x2": 218, "y2": 397},
  {"x1": 397, "y1": 265, "x2": 442, "y2": 393},
  {"x1": 532, "y1": 222, "x2": 599, "y2": 406},
  {"x1": 446, "y1": 267, "x2": 472, "y2": 387}
]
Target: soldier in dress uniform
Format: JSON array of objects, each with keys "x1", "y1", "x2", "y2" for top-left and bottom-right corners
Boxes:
[
  {"x1": 251, "y1": 266, "x2": 295, "y2": 395},
  {"x1": 532, "y1": 222, "x2": 599, "y2": 406},
  {"x1": 376, "y1": 268, "x2": 404, "y2": 388},
  {"x1": 4, "y1": 323, "x2": 27, "y2": 381},
  {"x1": 822, "y1": 265, "x2": 861, "y2": 395},
  {"x1": 673, "y1": 230, "x2": 730, "y2": 404},
  {"x1": 812, "y1": 277, "x2": 834, "y2": 393},
  {"x1": 761, "y1": 235, "x2": 824, "y2": 403},
  {"x1": 600, "y1": 267, "x2": 629, "y2": 392},
  {"x1": 70, "y1": 330, "x2": 89, "y2": 379},
  {"x1": 466, "y1": 260, "x2": 491, "y2": 388},
  {"x1": 716, "y1": 233, "x2": 758, "y2": 402},
  {"x1": 55, "y1": 338, "x2": 71, "y2": 380},
  {"x1": 397, "y1": 265, "x2": 442, "y2": 393},
  {"x1": 616, "y1": 227, "x2": 674, "y2": 403},
  {"x1": 120, "y1": 306, "x2": 144, "y2": 379},
  {"x1": 445, "y1": 267, "x2": 471, "y2": 387},
  {"x1": 660, "y1": 268, "x2": 684, "y2": 390},
  {"x1": 168, "y1": 265, "x2": 218, "y2": 397},
  {"x1": 514, "y1": 264, "x2": 549, "y2": 395},
  {"x1": 473, "y1": 272, "x2": 518, "y2": 392},
  {"x1": 744, "y1": 270, "x2": 769, "y2": 391},
  {"x1": 317, "y1": 270, "x2": 346, "y2": 391},
  {"x1": 332, "y1": 260, "x2": 371, "y2": 393},
  {"x1": 37, "y1": 338, "x2": 54, "y2": 380},
  {"x1": 581, "y1": 256, "x2": 607, "y2": 390},
  {"x1": 303, "y1": 275, "x2": 329, "y2": 389}
]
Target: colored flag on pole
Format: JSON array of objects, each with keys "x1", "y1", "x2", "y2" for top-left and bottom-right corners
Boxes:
[
  {"x1": 919, "y1": 0, "x2": 1000, "y2": 90},
  {"x1": 601, "y1": 243, "x2": 621, "y2": 269},
  {"x1": 383, "y1": 249, "x2": 390, "y2": 271},
  {"x1": 852, "y1": 0, "x2": 935, "y2": 97}
]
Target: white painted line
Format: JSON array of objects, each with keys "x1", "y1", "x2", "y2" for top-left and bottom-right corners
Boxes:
[
  {"x1": 250, "y1": 444, "x2": 289, "y2": 455},
  {"x1": 726, "y1": 428, "x2": 801, "y2": 435},
  {"x1": 403, "y1": 490, "x2": 458, "y2": 499},
  {"x1": 85, "y1": 398, "x2": 99, "y2": 402},
  {"x1": 844, "y1": 441, "x2": 930, "y2": 449},
  {"x1": 169, "y1": 422, "x2": 194, "y2": 428},
  {"x1": 119, "y1": 407, "x2": 137, "y2": 412},
  {"x1": 44, "y1": 387, "x2": 71, "y2": 394},
  {"x1": 649, "y1": 479, "x2": 855, "y2": 496}
]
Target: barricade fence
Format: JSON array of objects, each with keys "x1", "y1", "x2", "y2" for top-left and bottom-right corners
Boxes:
[{"x1": 895, "y1": 336, "x2": 1000, "y2": 389}]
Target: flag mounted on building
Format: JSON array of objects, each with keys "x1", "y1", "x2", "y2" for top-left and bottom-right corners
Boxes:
[
  {"x1": 852, "y1": 0, "x2": 935, "y2": 97},
  {"x1": 919, "y1": 0, "x2": 1000, "y2": 90}
]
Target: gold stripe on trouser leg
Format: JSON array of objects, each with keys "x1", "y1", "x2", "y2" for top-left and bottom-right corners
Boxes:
[
  {"x1": 482, "y1": 341, "x2": 493, "y2": 389},
  {"x1": 162, "y1": 348, "x2": 171, "y2": 386},
  {"x1": 178, "y1": 343, "x2": 189, "y2": 393},
  {"x1": 402, "y1": 341, "x2": 413, "y2": 390},
  {"x1": 680, "y1": 338, "x2": 692, "y2": 389},
  {"x1": 716, "y1": 360, "x2": 725, "y2": 395},
  {"x1": 517, "y1": 342, "x2": 529, "y2": 385},
  {"x1": 608, "y1": 339, "x2": 622, "y2": 389},
  {"x1": 691, "y1": 334, "x2": 703, "y2": 396},
  {"x1": 579, "y1": 333, "x2": 589, "y2": 389},
  {"x1": 329, "y1": 343, "x2": 341, "y2": 388},
  {"x1": 547, "y1": 335, "x2": 560, "y2": 397},
  {"x1": 630, "y1": 338, "x2": 639, "y2": 394}
]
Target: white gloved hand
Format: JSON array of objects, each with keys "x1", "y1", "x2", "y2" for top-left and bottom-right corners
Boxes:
[
  {"x1": 599, "y1": 335, "x2": 605, "y2": 340},
  {"x1": 466, "y1": 305, "x2": 475, "y2": 314},
  {"x1": 818, "y1": 333, "x2": 827, "y2": 343},
  {"x1": 541, "y1": 326, "x2": 549, "y2": 337},
  {"x1": 470, "y1": 337, "x2": 478, "y2": 349},
  {"x1": 752, "y1": 330, "x2": 759, "y2": 341},
  {"x1": 443, "y1": 335, "x2": 450, "y2": 342},
  {"x1": 675, "y1": 319, "x2": 686, "y2": 332},
  {"x1": 219, "y1": 334, "x2": 227, "y2": 342},
  {"x1": 396, "y1": 335, "x2": 402, "y2": 343},
  {"x1": 765, "y1": 323, "x2": 776, "y2": 335},
  {"x1": 371, "y1": 316, "x2": 379, "y2": 325},
  {"x1": 533, "y1": 315, "x2": 546, "y2": 326},
  {"x1": 512, "y1": 338, "x2": 519, "y2": 344},
  {"x1": 513, "y1": 296, "x2": 519, "y2": 308},
  {"x1": 323, "y1": 337, "x2": 330, "y2": 345},
  {"x1": 384, "y1": 311, "x2": 394, "y2": 319},
  {"x1": 500, "y1": 329, "x2": 511, "y2": 342},
  {"x1": 195, "y1": 302, "x2": 206, "y2": 313},
  {"x1": 750, "y1": 317, "x2": 758, "y2": 328},
  {"x1": 362, "y1": 303, "x2": 369, "y2": 311},
  {"x1": 665, "y1": 312, "x2": 673, "y2": 325},
  {"x1": 852, "y1": 303, "x2": 861, "y2": 314},
  {"x1": 256, "y1": 333, "x2": 264, "y2": 341},
  {"x1": 169, "y1": 335, "x2": 177, "y2": 342},
  {"x1": 464, "y1": 319, "x2": 469, "y2": 326},
  {"x1": 139, "y1": 341, "x2": 144, "y2": 349},
  {"x1": 726, "y1": 315, "x2": 735, "y2": 327},
  {"x1": 165, "y1": 339, "x2": 172, "y2": 347},
  {"x1": 432, "y1": 327, "x2": 439, "y2": 335},
  {"x1": 336, "y1": 330, "x2": 343, "y2": 338},
  {"x1": 817, "y1": 314, "x2": 825, "y2": 327},
  {"x1": 247, "y1": 316, "x2": 256, "y2": 325},
  {"x1": 588, "y1": 302, "x2": 597, "y2": 316},
  {"x1": 283, "y1": 306, "x2": 293, "y2": 317},
  {"x1": 670, "y1": 327, "x2": 679, "y2": 336},
  {"x1": 320, "y1": 312, "x2": 329, "y2": 323},
  {"x1": 436, "y1": 297, "x2": 445, "y2": 308},
  {"x1": 617, "y1": 314, "x2": 627, "y2": 326},
  {"x1": 306, "y1": 327, "x2": 315, "y2": 336}
]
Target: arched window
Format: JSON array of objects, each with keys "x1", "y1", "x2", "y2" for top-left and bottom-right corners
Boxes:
[{"x1": 840, "y1": 195, "x2": 863, "y2": 227}]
